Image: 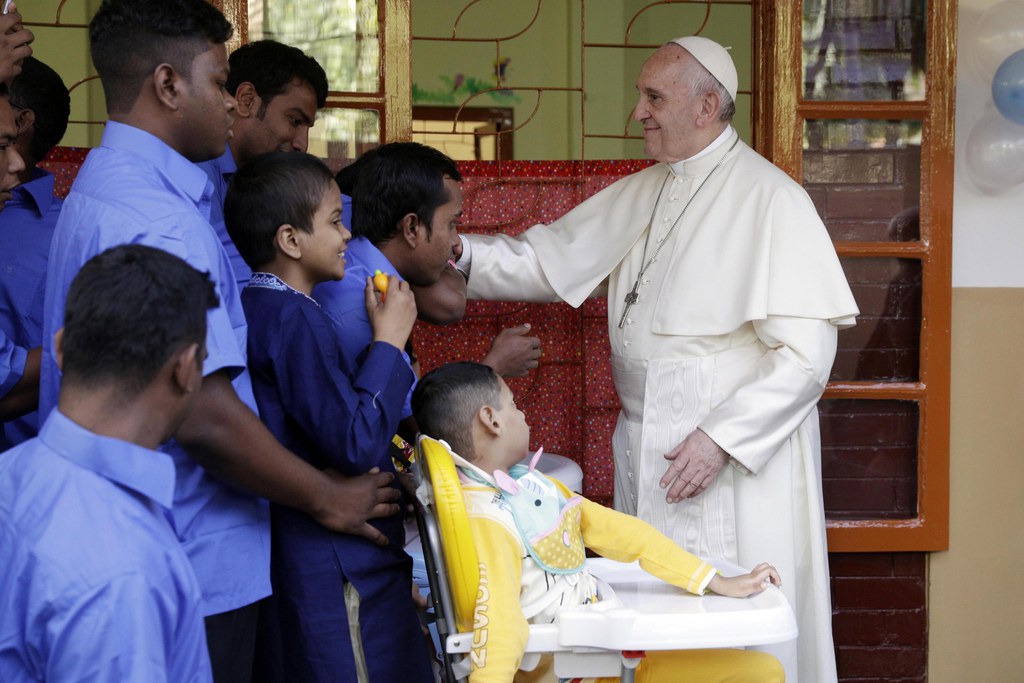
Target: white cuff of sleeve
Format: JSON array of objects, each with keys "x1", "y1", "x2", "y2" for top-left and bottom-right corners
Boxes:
[
  {"x1": 456, "y1": 234, "x2": 472, "y2": 278},
  {"x1": 729, "y1": 457, "x2": 753, "y2": 476}
]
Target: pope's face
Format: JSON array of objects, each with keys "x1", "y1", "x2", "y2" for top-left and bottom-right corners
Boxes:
[{"x1": 632, "y1": 45, "x2": 706, "y2": 164}]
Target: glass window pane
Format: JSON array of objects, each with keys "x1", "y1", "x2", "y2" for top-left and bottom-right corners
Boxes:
[
  {"x1": 412, "y1": 107, "x2": 512, "y2": 161},
  {"x1": 832, "y1": 258, "x2": 921, "y2": 382},
  {"x1": 248, "y1": 0, "x2": 381, "y2": 93},
  {"x1": 804, "y1": 119, "x2": 921, "y2": 241},
  {"x1": 820, "y1": 399, "x2": 919, "y2": 520},
  {"x1": 802, "y1": 0, "x2": 926, "y2": 101},
  {"x1": 308, "y1": 108, "x2": 380, "y2": 166}
]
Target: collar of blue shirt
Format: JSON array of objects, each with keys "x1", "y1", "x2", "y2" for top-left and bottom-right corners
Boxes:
[
  {"x1": 347, "y1": 236, "x2": 406, "y2": 281},
  {"x1": 13, "y1": 168, "x2": 57, "y2": 217},
  {"x1": 101, "y1": 121, "x2": 213, "y2": 209},
  {"x1": 37, "y1": 410, "x2": 177, "y2": 510}
]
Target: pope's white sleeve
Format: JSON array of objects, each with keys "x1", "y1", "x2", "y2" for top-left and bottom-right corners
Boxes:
[
  {"x1": 463, "y1": 232, "x2": 562, "y2": 303},
  {"x1": 698, "y1": 316, "x2": 837, "y2": 474}
]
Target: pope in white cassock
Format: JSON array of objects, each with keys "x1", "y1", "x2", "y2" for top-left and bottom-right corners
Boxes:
[{"x1": 455, "y1": 36, "x2": 859, "y2": 683}]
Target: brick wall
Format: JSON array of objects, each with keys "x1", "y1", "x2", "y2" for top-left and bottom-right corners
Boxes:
[
  {"x1": 831, "y1": 553, "x2": 927, "y2": 683},
  {"x1": 802, "y1": 0, "x2": 927, "y2": 102},
  {"x1": 820, "y1": 399, "x2": 918, "y2": 520},
  {"x1": 831, "y1": 258, "x2": 921, "y2": 383}
]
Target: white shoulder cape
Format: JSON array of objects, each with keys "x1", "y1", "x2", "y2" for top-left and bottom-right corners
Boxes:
[{"x1": 520, "y1": 135, "x2": 859, "y2": 335}]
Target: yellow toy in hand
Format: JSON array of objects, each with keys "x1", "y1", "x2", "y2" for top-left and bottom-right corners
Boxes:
[{"x1": 373, "y1": 269, "x2": 389, "y2": 301}]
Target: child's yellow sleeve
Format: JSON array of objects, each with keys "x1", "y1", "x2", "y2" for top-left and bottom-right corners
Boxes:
[
  {"x1": 466, "y1": 514, "x2": 529, "y2": 683},
  {"x1": 577, "y1": 497, "x2": 717, "y2": 595}
]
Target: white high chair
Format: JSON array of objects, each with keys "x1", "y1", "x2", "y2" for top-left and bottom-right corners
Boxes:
[{"x1": 412, "y1": 435, "x2": 797, "y2": 683}]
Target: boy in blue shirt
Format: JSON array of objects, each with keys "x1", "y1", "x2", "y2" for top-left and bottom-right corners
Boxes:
[
  {"x1": 0, "y1": 244, "x2": 218, "y2": 682},
  {"x1": 225, "y1": 152, "x2": 434, "y2": 682},
  {"x1": 0, "y1": 56, "x2": 71, "y2": 448}
]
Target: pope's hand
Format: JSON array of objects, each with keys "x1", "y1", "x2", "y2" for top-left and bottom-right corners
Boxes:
[{"x1": 660, "y1": 429, "x2": 729, "y2": 502}]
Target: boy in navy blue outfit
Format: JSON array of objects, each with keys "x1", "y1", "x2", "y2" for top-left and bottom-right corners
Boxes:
[{"x1": 225, "y1": 151, "x2": 433, "y2": 682}]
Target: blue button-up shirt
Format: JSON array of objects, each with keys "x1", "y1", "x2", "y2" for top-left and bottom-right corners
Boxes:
[
  {"x1": 342, "y1": 192, "x2": 352, "y2": 232},
  {"x1": 41, "y1": 121, "x2": 270, "y2": 616},
  {"x1": 313, "y1": 236, "x2": 416, "y2": 418},
  {"x1": 0, "y1": 169, "x2": 62, "y2": 448},
  {"x1": 0, "y1": 411, "x2": 213, "y2": 682},
  {"x1": 0, "y1": 328, "x2": 25, "y2": 401},
  {"x1": 197, "y1": 147, "x2": 251, "y2": 288}
]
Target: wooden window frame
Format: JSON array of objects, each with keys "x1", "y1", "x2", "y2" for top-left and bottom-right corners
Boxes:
[
  {"x1": 221, "y1": 0, "x2": 413, "y2": 144},
  {"x1": 757, "y1": 1, "x2": 954, "y2": 552}
]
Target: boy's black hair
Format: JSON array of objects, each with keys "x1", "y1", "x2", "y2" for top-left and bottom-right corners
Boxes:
[
  {"x1": 349, "y1": 142, "x2": 461, "y2": 245},
  {"x1": 411, "y1": 361, "x2": 503, "y2": 460},
  {"x1": 89, "y1": 0, "x2": 233, "y2": 113},
  {"x1": 227, "y1": 40, "x2": 329, "y2": 111},
  {"x1": 61, "y1": 244, "x2": 218, "y2": 396},
  {"x1": 224, "y1": 151, "x2": 337, "y2": 269},
  {"x1": 8, "y1": 57, "x2": 71, "y2": 164},
  {"x1": 334, "y1": 147, "x2": 375, "y2": 195}
]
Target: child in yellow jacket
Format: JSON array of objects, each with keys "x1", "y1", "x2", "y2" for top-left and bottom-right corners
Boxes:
[{"x1": 411, "y1": 361, "x2": 785, "y2": 683}]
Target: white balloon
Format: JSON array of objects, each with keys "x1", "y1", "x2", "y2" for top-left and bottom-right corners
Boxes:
[
  {"x1": 964, "y1": 109, "x2": 1024, "y2": 195},
  {"x1": 972, "y1": 0, "x2": 1024, "y2": 80}
]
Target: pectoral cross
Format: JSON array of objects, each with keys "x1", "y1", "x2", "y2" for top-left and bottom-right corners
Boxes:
[{"x1": 617, "y1": 279, "x2": 640, "y2": 329}]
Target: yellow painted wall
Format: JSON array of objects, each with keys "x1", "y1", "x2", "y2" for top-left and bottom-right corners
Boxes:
[
  {"x1": 410, "y1": 0, "x2": 751, "y2": 160},
  {"x1": 928, "y1": 289, "x2": 1024, "y2": 681},
  {"x1": 20, "y1": 0, "x2": 104, "y2": 148}
]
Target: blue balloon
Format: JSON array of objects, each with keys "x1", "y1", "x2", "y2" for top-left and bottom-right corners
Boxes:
[{"x1": 993, "y1": 49, "x2": 1024, "y2": 125}]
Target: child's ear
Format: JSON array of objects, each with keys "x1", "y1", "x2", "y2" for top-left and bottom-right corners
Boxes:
[
  {"x1": 274, "y1": 224, "x2": 302, "y2": 260},
  {"x1": 477, "y1": 404, "x2": 501, "y2": 437}
]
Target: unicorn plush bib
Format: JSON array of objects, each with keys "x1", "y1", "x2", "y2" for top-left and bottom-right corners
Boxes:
[{"x1": 493, "y1": 449, "x2": 587, "y2": 575}]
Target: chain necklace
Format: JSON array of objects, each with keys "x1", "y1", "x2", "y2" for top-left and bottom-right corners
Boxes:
[
  {"x1": 248, "y1": 272, "x2": 321, "y2": 308},
  {"x1": 617, "y1": 137, "x2": 740, "y2": 329}
]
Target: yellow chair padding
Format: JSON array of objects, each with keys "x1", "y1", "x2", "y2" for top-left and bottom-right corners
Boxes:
[{"x1": 419, "y1": 436, "x2": 480, "y2": 634}]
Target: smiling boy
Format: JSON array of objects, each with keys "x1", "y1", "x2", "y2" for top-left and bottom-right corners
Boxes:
[{"x1": 226, "y1": 151, "x2": 434, "y2": 682}]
